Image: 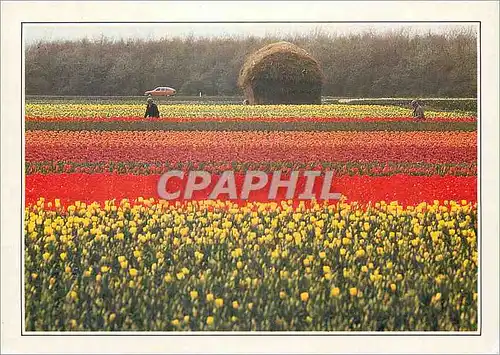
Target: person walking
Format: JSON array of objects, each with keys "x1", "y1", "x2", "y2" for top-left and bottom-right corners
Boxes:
[
  {"x1": 145, "y1": 97, "x2": 160, "y2": 118},
  {"x1": 411, "y1": 100, "x2": 425, "y2": 119}
]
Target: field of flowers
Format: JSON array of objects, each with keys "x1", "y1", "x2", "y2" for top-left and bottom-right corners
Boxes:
[
  {"x1": 25, "y1": 103, "x2": 475, "y2": 119},
  {"x1": 24, "y1": 103, "x2": 478, "y2": 331}
]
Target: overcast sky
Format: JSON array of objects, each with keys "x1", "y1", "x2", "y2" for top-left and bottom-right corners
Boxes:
[{"x1": 24, "y1": 22, "x2": 476, "y2": 44}]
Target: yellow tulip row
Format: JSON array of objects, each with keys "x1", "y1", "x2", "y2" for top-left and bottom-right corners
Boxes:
[
  {"x1": 25, "y1": 103, "x2": 471, "y2": 118},
  {"x1": 24, "y1": 198, "x2": 477, "y2": 331}
]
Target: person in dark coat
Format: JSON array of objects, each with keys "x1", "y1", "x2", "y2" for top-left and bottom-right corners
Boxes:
[
  {"x1": 145, "y1": 97, "x2": 160, "y2": 118},
  {"x1": 411, "y1": 100, "x2": 425, "y2": 119}
]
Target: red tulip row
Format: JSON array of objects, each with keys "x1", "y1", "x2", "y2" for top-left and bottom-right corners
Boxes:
[
  {"x1": 25, "y1": 130, "x2": 477, "y2": 163},
  {"x1": 25, "y1": 173, "x2": 477, "y2": 206}
]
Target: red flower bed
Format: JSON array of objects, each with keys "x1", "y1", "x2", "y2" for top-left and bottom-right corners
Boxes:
[
  {"x1": 25, "y1": 173, "x2": 477, "y2": 206},
  {"x1": 25, "y1": 130, "x2": 477, "y2": 163}
]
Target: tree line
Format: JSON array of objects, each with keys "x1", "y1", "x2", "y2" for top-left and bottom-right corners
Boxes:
[{"x1": 25, "y1": 28, "x2": 477, "y2": 98}]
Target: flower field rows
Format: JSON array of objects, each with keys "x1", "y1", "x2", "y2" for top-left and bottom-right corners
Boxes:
[
  {"x1": 24, "y1": 103, "x2": 478, "y2": 331},
  {"x1": 26, "y1": 199, "x2": 477, "y2": 331},
  {"x1": 26, "y1": 103, "x2": 473, "y2": 118},
  {"x1": 25, "y1": 130, "x2": 476, "y2": 163},
  {"x1": 25, "y1": 173, "x2": 476, "y2": 206}
]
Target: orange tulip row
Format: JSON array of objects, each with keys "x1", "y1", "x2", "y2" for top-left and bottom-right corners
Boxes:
[{"x1": 25, "y1": 130, "x2": 477, "y2": 163}]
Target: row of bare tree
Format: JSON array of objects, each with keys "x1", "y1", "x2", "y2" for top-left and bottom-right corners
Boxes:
[{"x1": 25, "y1": 29, "x2": 477, "y2": 97}]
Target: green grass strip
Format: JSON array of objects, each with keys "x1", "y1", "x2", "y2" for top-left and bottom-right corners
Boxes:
[
  {"x1": 25, "y1": 121, "x2": 477, "y2": 132},
  {"x1": 25, "y1": 160, "x2": 477, "y2": 176}
]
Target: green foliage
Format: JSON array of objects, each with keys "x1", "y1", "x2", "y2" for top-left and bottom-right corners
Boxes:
[
  {"x1": 339, "y1": 98, "x2": 477, "y2": 113},
  {"x1": 25, "y1": 95, "x2": 243, "y2": 105},
  {"x1": 24, "y1": 120, "x2": 477, "y2": 132},
  {"x1": 25, "y1": 161, "x2": 477, "y2": 177}
]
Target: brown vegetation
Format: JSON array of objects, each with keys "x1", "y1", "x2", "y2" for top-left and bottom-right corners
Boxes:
[
  {"x1": 25, "y1": 29, "x2": 477, "y2": 97},
  {"x1": 238, "y1": 42, "x2": 323, "y2": 104}
]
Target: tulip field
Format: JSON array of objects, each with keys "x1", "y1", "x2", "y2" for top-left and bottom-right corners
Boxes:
[{"x1": 24, "y1": 102, "x2": 478, "y2": 332}]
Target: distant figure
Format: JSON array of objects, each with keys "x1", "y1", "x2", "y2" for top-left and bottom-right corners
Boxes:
[
  {"x1": 145, "y1": 97, "x2": 160, "y2": 118},
  {"x1": 199, "y1": 91, "x2": 202, "y2": 97},
  {"x1": 243, "y1": 99, "x2": 250, "y2": 105},
  {"x1": 411, "y1": 100, "x2": 425, "y2": 119}
]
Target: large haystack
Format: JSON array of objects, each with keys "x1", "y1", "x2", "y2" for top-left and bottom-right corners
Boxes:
[{"x1": 238, "y1": 41, "x2": 324, "y2": 105}]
